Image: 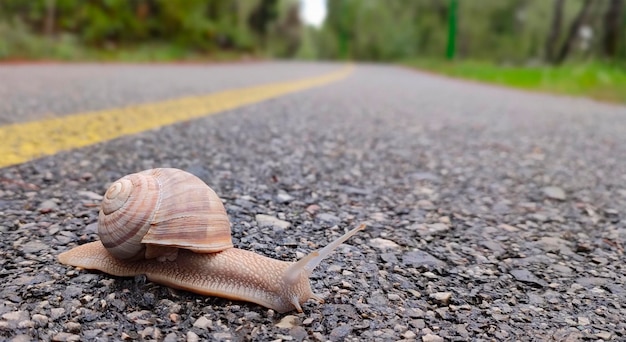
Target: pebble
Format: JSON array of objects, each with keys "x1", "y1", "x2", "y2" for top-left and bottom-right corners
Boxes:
[
  {"x1": 510, "y1": 269, "x2": 546, "y2": 287},
  {"x1": 429, "y1": 292, "x2": 452, "y2": 305},
  {"x1": 38, "y1": 199, "x2": 58, "y2": 212},
  {"x1": 186, "y1": 332, "x2": 199, "y2": 342},
  {"x1": 275, "y1": 315, "x2": 298, "y2": 329},
  {"x1": 369, "y1": 238, "x2": 400, "y2": 250},
  {"x1": 256, "y1": 214, "x2": 291, "y2": 230},
  {"x1": 306, "y1": 204, "x2": 320, "y2": 215},
  {"x1": 290, "y1": 326, "x2": 308, "y2": 341},
  {"x1": 76, "y1": 190, "x2": 103, "y2": 200},
  {"x1": 50, "y1": 308, "x2": 66, "y2": 320},
  {"x1": 402, "y1": 250, "x2": 446, "y2": 269},
  {"x1": 329, "y1": 325, "x2": 352, "y2": 339},
  {"x1": 543, "y1": 186, "x2": 566, "y2": 200},
  {"x1": 276, "y1": 192, "x2": 294, "y2": 203},
  {"x1": 10, "y1": 335, "x2": 30, "y2": 342},
  {"x1": 21, "y1": 241, "x2": 48, "y2": 254},
  {"x1": 317, "y1": 213, "x2": 341, "y2": 224},
  {"x1": 387, "y1": 293, "x2": 401, "y2": 301},
  {"x1": 31, "y1": 314, "x2": 48, "y2": 327},
  {"x1": 2, "y1": 311, "x2": 28, "y2": 322},
  {"x1": 51, "y1": 333, "x2": 80, "y2": 342},
  {"x1": 425, "y1": 223, "x2": 450, "y2": 234},
  {"x1": 64, "y1": 322, "x2": 81, "y2": 333},
  {"x1": 535, "y1": 237, "x2": 571, "y2": 254},
  {"x1": 380, "y1": 252, "x2": 399, "y2": 264},
  {"x1": 192, "y1": 316, "x2": 212, "y2": 329},
  {"x1": 422, "y1": 333, "x2": 444, "y2": 342}
]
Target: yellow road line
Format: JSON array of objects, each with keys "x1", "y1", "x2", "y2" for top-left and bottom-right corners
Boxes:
[{"x1": 0, "y1": 65, "x2": 353, "y2": 168}]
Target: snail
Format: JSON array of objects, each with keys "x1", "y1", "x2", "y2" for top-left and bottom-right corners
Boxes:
[{"x1": 58, "y1": 168, "x2": 364, "y2": 313}]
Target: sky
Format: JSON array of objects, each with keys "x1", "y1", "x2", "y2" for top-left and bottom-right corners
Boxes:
[{"x1": 300, "y1": 0, "x2": 327, "y2": 27}]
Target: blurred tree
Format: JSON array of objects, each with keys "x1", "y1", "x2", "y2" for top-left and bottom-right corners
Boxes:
[
  {"x1": 545, "y1": 0, "x2": 564, "y2": 63},
  {"x1": 602, "y1": 0, "x2": 623, "y2": 58},
  {"x1": 248, "y1": 0, "x2": 279, "y2": 47},
  {"x1": 555, "y1": 0, "x2": 593, "y2": 64}
]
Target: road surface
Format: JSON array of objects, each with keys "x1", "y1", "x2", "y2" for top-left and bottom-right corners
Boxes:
[{"x1": 1, "y1": 62, "x2": 625, "y2": 341}]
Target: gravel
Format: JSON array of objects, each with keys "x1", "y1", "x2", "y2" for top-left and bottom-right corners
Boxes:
[{"x1": 1, "y1": 62, "x2": 626, "y2": 340}]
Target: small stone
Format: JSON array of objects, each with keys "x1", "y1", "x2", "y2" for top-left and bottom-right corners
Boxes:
[
  {"x1": 317, "y1": 213, "x2": 341, "y2": 224},
  {"x1": 192, "y1": 316, "x2": 211, "y2": 329},
  {"x1": 327, "y1": 264, "x2": 342, "y2": 272},
  {"x1": 577, "y1": 316, "x2": 590, "y2": 325},
  {"x1": 417, "y1": 200, "x2": 436, "y2": 210},
  {"x1": 32, "y1": 314, "x2": 49, "y2": 327},
  {"x1": 276, "y1": 192, "x2": 294, "y2": 203},
  {"x1": 11, "y1": 334, "x2": 31, "y2": 342},
  {"x1": 387, "y1": 294, "x2": 401, "y2": 301},
  {"x1": 426, "y1": 223, "x2": 449, "y2": 234},
  {"x1": 498, "y1": 224, "x2": 519, "y2": 232},
  {"x1": 51, "y1": 333, "x2": 80, "y2": 342},
  {"x1": 76, "y1": 190, "x2": 103, "y2": 200},
  {"x1": 367, "y1": 293, "x2": 388, "y2": 306},
  {"x1": 64, "y1": 322, "x2": 81, "y2": 333},
  {"x1": 369, "y1": 238, "x2": 400, "y2": 250},
  {"x1": 306, "y1": 204, "x2": 320, "y2": 215},
  {"x1": 213, "y1": 332, "x2": 232, "y2": 340},
  {"x1": 595, "y1": 331, "x2": 612, "y2": 340},
  {"x1": 275, "y1": 315, "x2": 298, "y2": 329},
  {"x1": 125, "y1": 310, "x2": 149, "y2": 321},
  {"x1": 21, "y1": 241, "x2": 48, "y2": 254},
  {"x1": 256, "y1": 214, "x2": 291, "y2": 230},
  {"x1": 423, "y1": 271, "x2": 438, "y2": 279},
  {"x1": 186, "y1": 332, "x2": 199, "y2": 342},
  {"x1": 543, "y1": 186, "x2": 566, "y2": 200},
  {"x1": 380, "y1": 252, "x2": 398, "y2": 263},
  {"x1": 371, "y1": 212, "x2": 386, "y2": 221},
  {"x1": 2, "y1": 310, "x2": 28, "y2": 321},
  {"x1": 422, "y1": 333, "x2": 444, "y2": 342},
  {"x1": 330, "y1": 325, "x2": 352, "y2": 339},
  {"x1": 510, "y1": 269, "x2": 546, "y2": 287},
  {"x1": 536, "y1": 237, "x2": 571, "y2": 254},
  {"x1": 402, "y1": 250, "x2": 446, "y2": 269},
  {"x1": 17, "y1": 320, "x2": 34, "y2": 329},
  {"x1": 50, "y1": 308, "x2": 66, "y2": 320},
  {"x1": 429, "y1": 292, "x2": 452, "y2": 305},
  {"x1": 406, "y1": 308, "x2": 425, "y2": 318},
  {"x1": 38, "y1": 199, "x2": 58, "y2": 212},
  {"x1": 163, "y1": 333, "x2": 178, "y2": 342},
  {"x1": 403, "y1": 330, "x2": 417, "y2": 339},
  {"x1": 289, "y1": 326, "x2": 307, "y2": 341}
]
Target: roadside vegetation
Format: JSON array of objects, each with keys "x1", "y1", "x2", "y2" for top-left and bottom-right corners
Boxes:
[
  {"x1": 0, "y1": 0, "x2": 624, "y2": 103},
  {"x1": 403, "y1": 59, "x2": 626, "y2": 103}
]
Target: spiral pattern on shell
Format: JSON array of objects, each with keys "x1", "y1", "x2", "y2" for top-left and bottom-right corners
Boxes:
[{"x1": 98, "y1": 168, "x2": 233, "y2": 260}]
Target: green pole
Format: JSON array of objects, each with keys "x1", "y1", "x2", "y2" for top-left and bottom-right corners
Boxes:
[{"x1": 446, "y1": 0, "x2": 457, "y2": 60}]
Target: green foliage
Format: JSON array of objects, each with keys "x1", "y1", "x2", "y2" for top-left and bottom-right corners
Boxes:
[
  {"x1": 314, "y1": 0, "x2": 626, "y2": 64},
  {"x1": 0, "y1": 0, "x2": 298, "y2": 60},
  {"x1": 404, "y1": 58, "x2": 626, "y2": 103}
]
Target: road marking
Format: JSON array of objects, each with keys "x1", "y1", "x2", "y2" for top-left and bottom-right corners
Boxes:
[{"x1": 0, "y1": 65, "x2": 353, "y2": 168}]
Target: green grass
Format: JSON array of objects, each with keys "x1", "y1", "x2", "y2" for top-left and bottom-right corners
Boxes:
[
  {"x1": 0, "y1": 21, "x2": 254, "y2": 63},
  {"x1": 403, "y1": 59, "x2": 626, "y2": 104}
]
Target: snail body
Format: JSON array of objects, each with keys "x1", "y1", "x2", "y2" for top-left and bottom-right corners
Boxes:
[{"x1": 58, "y1": 168, "x2": 363, "y2": 313}]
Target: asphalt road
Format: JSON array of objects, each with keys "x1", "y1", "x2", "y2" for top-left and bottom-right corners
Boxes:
[{"x1": 1, "y1": 62, "x2": 626, "y2": 341}]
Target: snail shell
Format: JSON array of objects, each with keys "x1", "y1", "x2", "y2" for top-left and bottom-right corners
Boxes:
[{"x1": 98, "y1": 168, "x2": 232, "y2": 261}]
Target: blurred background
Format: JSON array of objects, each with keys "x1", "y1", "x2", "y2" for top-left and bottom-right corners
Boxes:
[{"x1": 0, "y1": 0, "x2": 625, "y2": 102}]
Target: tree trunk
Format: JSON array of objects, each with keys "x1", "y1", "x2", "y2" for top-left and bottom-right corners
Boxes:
[
  {"x1": 554, "y1": 0, "x2": 594, "y2": 65},
  {"x1": 603, "y1": 0, "x2": 623, "y2": 58},
  {"x1": 44, "y1": 0, "x2": 56, "y2": 37},
  {"x1": 545, "y1": 0, "x2": 564, "y2": 63}
]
